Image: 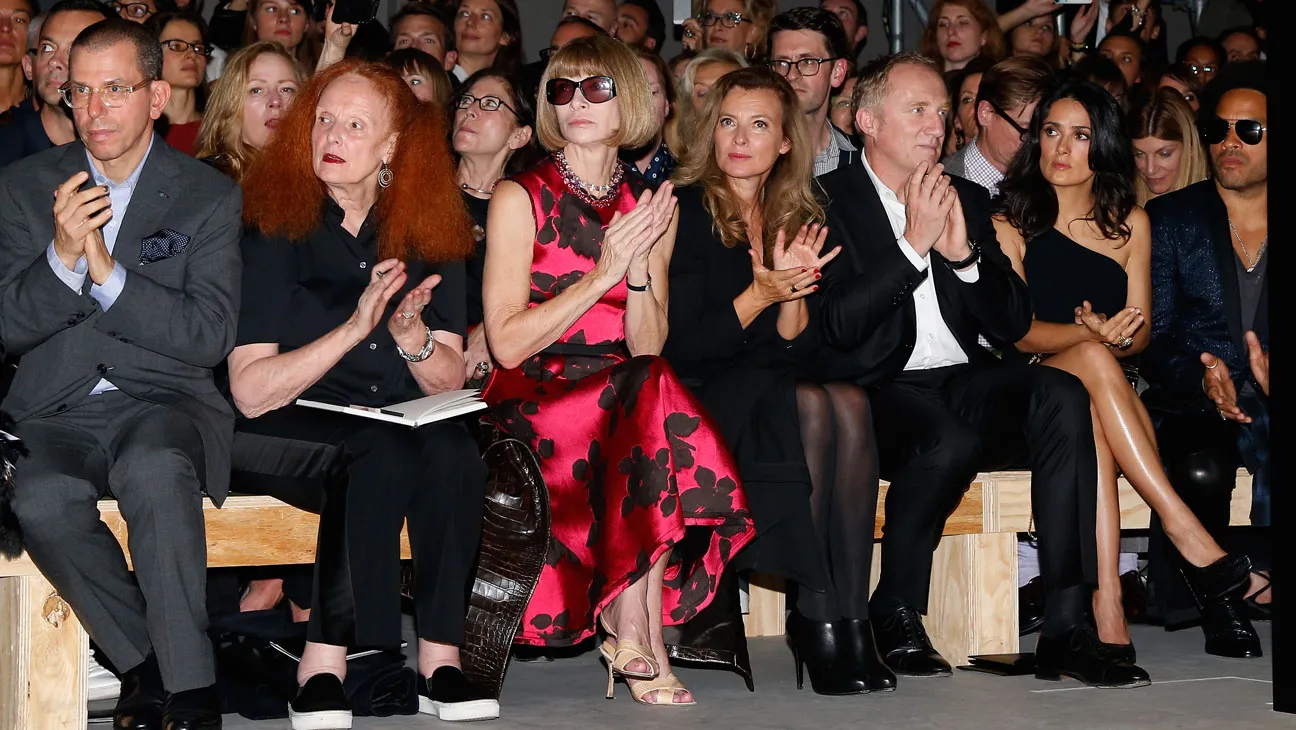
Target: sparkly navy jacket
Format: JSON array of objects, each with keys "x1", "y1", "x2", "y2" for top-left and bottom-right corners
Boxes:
[{"x1": 1142, "y1": 180, "x2": 1268, "y2": 413}]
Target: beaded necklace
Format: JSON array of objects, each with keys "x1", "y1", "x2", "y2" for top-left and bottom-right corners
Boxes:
[{"x1": 554, "y1": 149, "x2": 624, "y2": 209}]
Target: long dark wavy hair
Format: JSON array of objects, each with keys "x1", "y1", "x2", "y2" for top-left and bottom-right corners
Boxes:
[{"x1": 999, "y1": 79, "x2": 1136, "y2": 246}]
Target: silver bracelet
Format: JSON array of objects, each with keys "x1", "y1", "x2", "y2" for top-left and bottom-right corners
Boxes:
[{"x1": 396, "y1": 325, "x2": 437, "y2": 362}]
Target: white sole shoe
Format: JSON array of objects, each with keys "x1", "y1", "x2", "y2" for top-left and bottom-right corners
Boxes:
[
  {"x1": 87, "y1": 658, "x2": 121, "y2": 703},
  {"x1": 287, "y1": 707, "x2": 353, "y2": 730},
  {"x1": 418, "y1": 695, "x2": 500, "y2": 722}
]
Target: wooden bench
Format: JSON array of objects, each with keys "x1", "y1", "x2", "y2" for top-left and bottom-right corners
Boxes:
[{"x1": 742, "y1": 469, "x2": 1255, "y2": 667}]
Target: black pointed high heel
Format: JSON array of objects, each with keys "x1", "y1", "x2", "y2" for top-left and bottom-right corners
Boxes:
[
  {"x1": 786, "y1": 609, "x2": 869, "y2": 695},
  {"x1": 1180, "y1": 553, "x2": 1262, "y2": 658}
]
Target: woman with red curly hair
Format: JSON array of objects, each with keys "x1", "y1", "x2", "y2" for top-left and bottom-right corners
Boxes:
[{"x1": 227, "y1": 58, "x2": 495, "y2": 726}]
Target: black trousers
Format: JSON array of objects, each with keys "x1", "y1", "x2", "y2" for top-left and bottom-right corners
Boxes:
[
  {"x1": 232, "y1": 406, "x2": 486, "y2": 648},
  {"x1": 868, "y1": 362, "x2": 1098, "y2": 631}
]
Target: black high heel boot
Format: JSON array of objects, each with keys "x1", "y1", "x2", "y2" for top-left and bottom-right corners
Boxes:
[
  {"x1": 837, "y1": 618, "x2": 897, "y2": 692},
  {"x1": 1180, "y1": 553, "x2": 1262, "y2": 658},
  {"x1": 786, "y1": 609, "x2": 869, "y2": 696}
]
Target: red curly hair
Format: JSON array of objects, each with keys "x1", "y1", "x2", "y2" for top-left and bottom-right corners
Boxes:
[{"x1": 241, "y1": 58, "x2": 472, "y2": 263}]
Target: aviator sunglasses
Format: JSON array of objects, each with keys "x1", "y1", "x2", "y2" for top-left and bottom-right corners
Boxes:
[
  {"x1": 545, "y1": 76, "x2": 617, "y2": 106},
  {"x1": 1202, "y1": 117, "x2": 1267, "y2": 146}
]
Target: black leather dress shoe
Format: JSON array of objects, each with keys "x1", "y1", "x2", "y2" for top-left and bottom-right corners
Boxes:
[
  {"x1": 1180, "y1": 554, "x2": 1263, "y2": 658},
  {"x1": 786, "y1": 609, "x2": 869, "y2": 695},
  {"x1": 1019, "y1": 577, "x2": 1045, "y2": 636},
  {"x1": 873, "y1": 607, "x2": 952, "y2": 677},
  {"x1": 837, "y1": 618, "x2": 897, "y2": 692},
  {"x1": 1034, "y1": 626, "x2": 1151, "y2": 688},
  {"x1": 1096, "y1": 641, "x2": 1137, "y2": 665},
  {"x1": 418, "y1": 666, "x2": 500, "y2": 721},
  {"x1": 288, "y1": 674, "x2": 351, "y2": 730},
  {"x1": 114, "y1": 654, "x2": 166, "y2": 730},
  {"x1": 162, "y1": 686, "x2": 221, "y2": 730}
]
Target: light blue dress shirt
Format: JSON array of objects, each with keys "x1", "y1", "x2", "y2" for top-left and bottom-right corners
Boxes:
[{"x1": 46, "y1": 137, "x2": 155, "y2": 395}]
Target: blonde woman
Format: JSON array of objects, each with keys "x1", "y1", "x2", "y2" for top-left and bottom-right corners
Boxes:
[
  {"x1": 675, "y1": 47, "x2": 747, "y2": 162},
  {"x1": 664, "y1": 66, "x2": 893, "y2": 697},
  {"x1": 1126, "y1": 89, "x2": 1209, "y2": 205},
  {"x1": 196, "y1": 41, "x2": 302, "y2": 181}
]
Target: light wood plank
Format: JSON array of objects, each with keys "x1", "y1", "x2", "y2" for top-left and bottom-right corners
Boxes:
[
  {"x1": 742, "y1": 574, "x2": 786, "y2": 637},
  {"x1": 0, "y1": 575, "x2": 88, "y2": 730},
  {"x1": 925, "y1": 533, "x2": 1019, "y2": 664}
]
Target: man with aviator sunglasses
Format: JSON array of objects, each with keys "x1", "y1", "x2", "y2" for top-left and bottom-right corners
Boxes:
[{"x1": 1141, "y1": 62, "x2": 1271, "y2": 653}]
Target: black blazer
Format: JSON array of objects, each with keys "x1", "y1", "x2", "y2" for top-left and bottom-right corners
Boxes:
[
  {"x1": 814, "y1": 163, "x2": 1031, "y2": 386},
  {"x1": 1142, "y1": 179, "x2": 1268, "y2": 412}
]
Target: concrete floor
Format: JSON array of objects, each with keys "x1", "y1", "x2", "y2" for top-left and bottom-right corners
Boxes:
[{"x1": 201, "y1": 623, "x2": 1285, "y2": 730}]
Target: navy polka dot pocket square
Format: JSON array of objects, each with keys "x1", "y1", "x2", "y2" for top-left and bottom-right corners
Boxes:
[{"x1": 139, "y1": 228, "x2": 191, "y2": 265}]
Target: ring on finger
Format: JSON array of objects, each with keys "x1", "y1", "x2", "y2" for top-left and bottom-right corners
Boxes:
[{"x1": 400, "y1": 311, "x2": 416, "y2": 320}]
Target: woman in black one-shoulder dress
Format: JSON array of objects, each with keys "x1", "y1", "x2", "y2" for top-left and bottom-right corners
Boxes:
[{"x1": 994, "y1": 79, "x2": 1259, "y2": 667}]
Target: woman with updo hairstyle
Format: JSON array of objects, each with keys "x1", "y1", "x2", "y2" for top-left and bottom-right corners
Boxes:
[
  {"x1": 698, "y1": 0, "x2": 777, "y2": 61},
  {"x1": 1125, "y1": 88, "x2": 1208, "y2": 205},
  {"x1": 481, "y1": 34, "x2": 756, "y2": 707},
  {"x1": 995, "y1": 79, "x2": 1254, "y2": 672},
  {"x1": 920, "y1": 0, "x2": 1005, "y2": 74},
  {"x1": 229, "y1": 58, "x2": 496, "y2": 726},
  {"x1": 196, "y1": 41, "x2": 303, "y2": 181},
  {"x1": 664, "y1": 66, "x2": 892, "y2": 697}
]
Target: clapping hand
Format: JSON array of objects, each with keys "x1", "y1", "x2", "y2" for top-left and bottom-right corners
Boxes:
[
  {"x1": 748, "y1": 247, "x2": 820, "y2": 306},
  {"x1": 347, "y1": 259, "x2": 406, "y2": 342},
  {"x1": 1075, "y1": 300, "x2": 1143, "y2": 349},
  {"x1": 595, "y1": 183, "x2": 676, "y2": 284},
  {"x1": 771, "y1": 223, "x2": 838, "y2": 272},
  {"x1": 52, "y1": 172, "x2": 111, "y2": 270},
  {"x1": 901, "y1": 162, "x2": 955, "y2": 258},
  {"x1": 1202, "y1": 351, "x2": 1250, "y2": 422},
  {"x1": 1246, "y1": 330, "x2": 1268, "y2": 397},
  {"x1": 388, "y1": 274, "x2": 442, "y2": 353}
]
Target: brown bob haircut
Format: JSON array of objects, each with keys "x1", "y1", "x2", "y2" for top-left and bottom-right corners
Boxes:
[
  {"x1": 241, "y1": 58, "x2": 471, "y2": 263},
  {"x1": 535, "y1": 34, "x2": 657, "y2": 151}
]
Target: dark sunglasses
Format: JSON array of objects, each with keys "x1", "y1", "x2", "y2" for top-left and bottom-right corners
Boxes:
[
  {"x1": 545, "y1": 76, "x2": 617, "y2": 106},
  {"x1": 1202, "y1": 117, "x2": 1266, "y2": 146},
  {"x1": 989, "y1": 100, "x2": 1028, "y2": 139}
]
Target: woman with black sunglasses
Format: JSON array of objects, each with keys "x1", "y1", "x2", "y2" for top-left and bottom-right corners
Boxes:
[
  {"x1": 479, "y1": 34, "x2": 755, "y2": 707},
  {"x1": 993, "y1": 79, "x2": 1255, "y2": 672},
  {"x1": 450, "y1": 70, "x2": 539, "y2": 382}
]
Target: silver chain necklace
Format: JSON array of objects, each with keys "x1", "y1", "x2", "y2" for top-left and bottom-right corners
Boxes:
[{"x1": 1228, "y1": 218, "x2": 1268, "y2": 273}]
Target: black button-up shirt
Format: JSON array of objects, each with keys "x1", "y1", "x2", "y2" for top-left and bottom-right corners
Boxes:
[{"x1": 237, "y1": 200, "x2": 467, "y2": 408}]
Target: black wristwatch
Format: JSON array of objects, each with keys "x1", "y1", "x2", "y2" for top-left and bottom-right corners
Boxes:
[{"x1": 944, "y1": 239, "x2": 981, "y2": 270}]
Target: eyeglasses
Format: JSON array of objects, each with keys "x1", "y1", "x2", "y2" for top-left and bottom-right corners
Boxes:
[
  {"x1": 767, "y1": 57, "x2": 837, "y2": 78},
  {"x1": 698, "y1": 11, "x2": 750, "y2": 29},
  {"x1": 546, "y1": 76, "x2": 617, "y2": 106},
  {"x1": 456, "y1": 93, "x2": 519, "y2": 117},
  {"x1": 161, "y1": 39, "x2": 212, "y2": 58},
  {"x1": 1202, "y1": 117, "x2": 1266, "y2": 146},
  {"x1": 110, "y1": 1, "x2": 154, "y2": 19},
  {"x1": 1185, "y1": 62, "x2": 1216, "y2": 76},
  {"x1": 60, "y1": 80, "x2": 150, "y2": 109},
  {"x1": 988, "y1": 100, "x2": 1029, "y2": 139}
]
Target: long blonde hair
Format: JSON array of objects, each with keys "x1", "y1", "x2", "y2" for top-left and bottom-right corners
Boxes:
[
  {"x1": 1126, "y1": 88, "x2": 1209, "y2": 205},
  {"x1": 672, "y1": 66, "x2": 824, "y2": 261},
  {"x1": 195, "y1": 41, "x2": 304, "y2": 181}
]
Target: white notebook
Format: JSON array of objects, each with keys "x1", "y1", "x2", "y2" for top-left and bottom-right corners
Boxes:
[{"x1": 295, "y1": 389, "x2": 487, "y2": 427}]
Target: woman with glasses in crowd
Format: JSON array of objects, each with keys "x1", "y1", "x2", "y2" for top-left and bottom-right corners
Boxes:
[
  {"x1": 994, "y1": 79, "x2": 1254, "y2": 669},
  {"x1": 1126, "y1": 88, "x2": 1209, "y2": 206},
  {"x1": 698, "y1": 0, "x2": 776, "y2": 62},
  {"x1": 481, "y1": 34, "x2": 755, "y2": 707},
  {"x1": 664, "y1": 66, "x2": 892, "y2": 698},
  {"x1": 149, "y1": 10, "x2": 211, "y2": 155},
  {"x1": 451, "y1": 70, "x2": 538, "y2": 382},
  {"x1": 919, "y1": 0, "x2": 1004, "y2": 74},
  {"x1": 451, "y1": 0, "x2": 522, "y2": 82},
  {"x1": 196, "y1": 41, "x2": 302, "y2": 181}
]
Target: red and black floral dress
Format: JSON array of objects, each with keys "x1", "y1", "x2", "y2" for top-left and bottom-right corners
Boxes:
[{"x1": 483, "y1": 155, "x2": 756, "y2": 647}]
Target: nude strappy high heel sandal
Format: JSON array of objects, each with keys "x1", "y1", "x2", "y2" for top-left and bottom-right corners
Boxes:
[
  {"x1": 626, "y1": 674, "x2": 696, "y2": 707},
  {"x1": 599, "y1": 614, "x2": 659, "y2": 698}
]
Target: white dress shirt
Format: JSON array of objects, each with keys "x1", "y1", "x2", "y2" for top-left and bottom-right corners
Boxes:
[{"x1": 859, "y1": 150, "x2": 978, "y2": 371}]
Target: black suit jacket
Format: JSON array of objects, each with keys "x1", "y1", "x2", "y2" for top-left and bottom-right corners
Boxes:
[
  {"x1": 0, "y1": 100, "x2": 53, "y2": 170},
  {"x1": 1142, "y1": 179, "x2": 1268, "y2": 412},
  {"x1": 814, "y1": 162, "x2": 1032, "y2": 386}
]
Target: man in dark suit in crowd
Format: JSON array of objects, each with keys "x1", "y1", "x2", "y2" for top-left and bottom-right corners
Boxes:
[
  {"x1": 1141, "y1": 62, "x2": 1269, "y2": 656},
  {"x1": 816, "y1": 52, "x2": 1147, "y2": 687},
  {"x1": 0, "y1": 0, "x2": 110, "y2": 168},
  {"x1": 0, "y1": 18, "x2": 241, "y2": 730}
]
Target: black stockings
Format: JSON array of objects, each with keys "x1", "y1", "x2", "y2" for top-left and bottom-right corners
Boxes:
[{"x1": 793, "y1": 382, "x2": 881, "y2": 622}]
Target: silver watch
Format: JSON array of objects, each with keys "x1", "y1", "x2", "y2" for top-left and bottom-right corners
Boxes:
[{"x1": 396, "y1": 325, "x2": 437, "y2": 362}]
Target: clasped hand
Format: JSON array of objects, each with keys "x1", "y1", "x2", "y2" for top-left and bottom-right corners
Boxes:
[
  {"x1": 1073, "y1": 301, "x2": 1143, "y2": 347},
  {"x1": 53, "y1": 171, "x2": 115, "y2": 284},
  {"x1": 748, "y1": 223, "x2": 837, "y2": 305},
  {"x1": 595, "y1": 181, "x2": 677, "y2": 285},
  {"x1": 901, "y1": 162, "x2": 971, "y2": 263}
]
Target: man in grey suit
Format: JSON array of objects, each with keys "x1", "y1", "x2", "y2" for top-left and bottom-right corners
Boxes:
[
  {"x1": 0, "y1": 18, "x2": 240, "y2": 730},
  {"x1": 941, "y1": 55, "x2": 1053, "y2": 198}
]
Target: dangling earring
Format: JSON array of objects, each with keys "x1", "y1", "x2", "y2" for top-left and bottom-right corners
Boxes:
[{"x1": 378, "y1": 161, "x2": 393, "y2": 188}]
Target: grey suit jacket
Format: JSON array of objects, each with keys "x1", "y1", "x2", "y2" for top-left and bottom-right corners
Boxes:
[{"x1": 0, "y1": 137, "x2": 243, "y2": 503}]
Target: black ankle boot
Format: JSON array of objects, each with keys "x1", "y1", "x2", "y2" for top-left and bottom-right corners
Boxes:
[
  {"x1": 786, "y1": 609, "x2": 868, "y2": 696},
  {"x1": 837, "y1": 618, "x2": 897, "y2": 692},
  {"x1": 1180, "y1": 553, "x2": 1262, "y2": 658}
]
